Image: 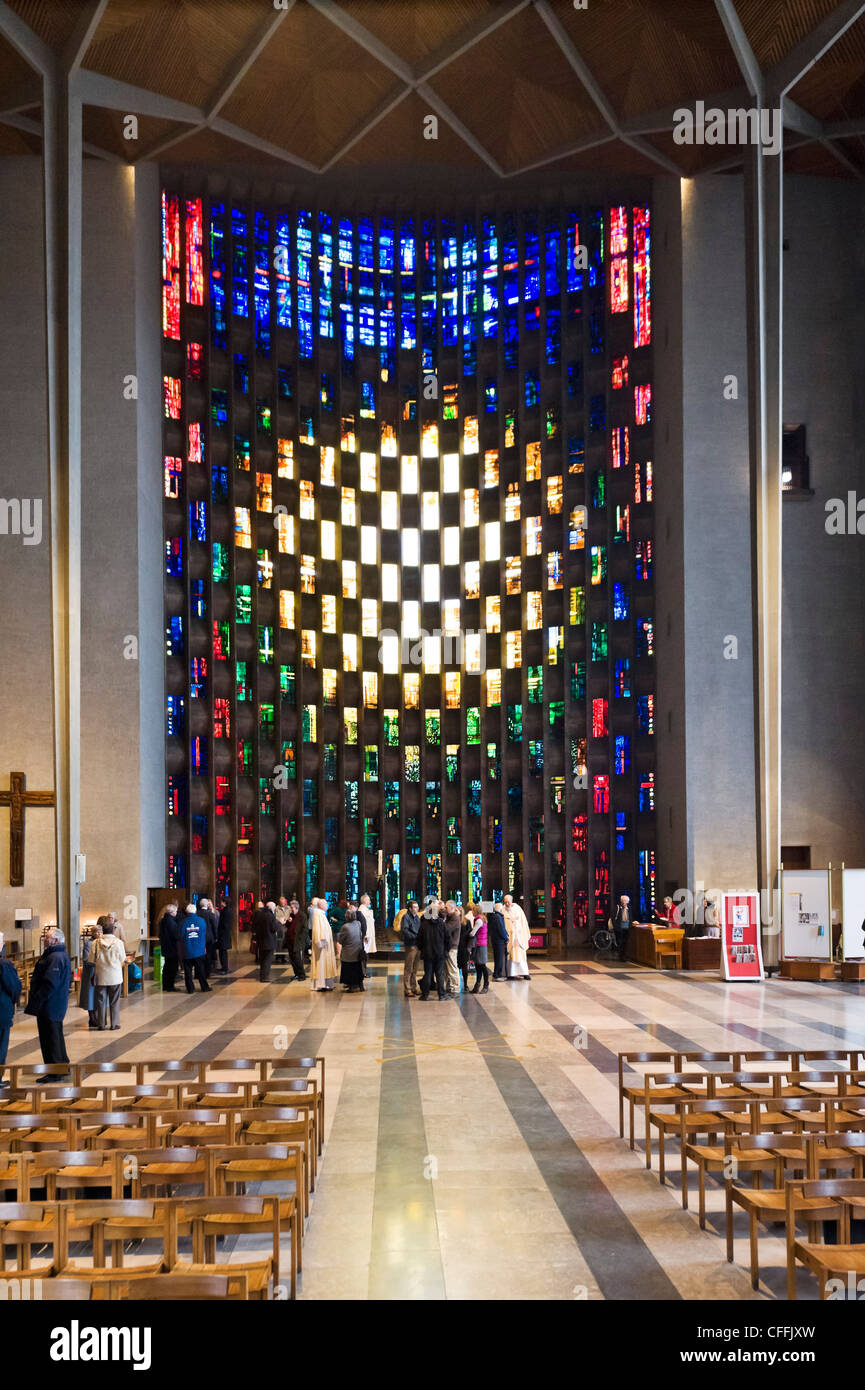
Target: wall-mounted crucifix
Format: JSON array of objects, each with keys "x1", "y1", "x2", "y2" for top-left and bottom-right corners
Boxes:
[{"x1": 0, "y1": 772, "x2": 55, "y2": 886}]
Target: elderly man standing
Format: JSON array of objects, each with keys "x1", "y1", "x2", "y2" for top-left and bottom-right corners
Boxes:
[
  {"x1": 401, "y1": 899, "x2": 422, "y2": 998},
  {"x1": 24, "y1": 926, "x2": 72, "y2": 1077},
  {"x1": 252, "y1": 900, "x2": 279, "y2": 982},
  {"x1": 309, "y1": 898, "x2": 337, "y2": 992},
  {"x1": 503, "y1": 894, "x2": 531, "y2": 981},
  {"x1": 178, "y1": 903, "x2": 211, "y2": 994},
  {"x1": 0, "y1": 931, "x2": 22, "y2": 1087},
  {"x1": 442, "y1": 900, "x2": 462, "y2": 994}
]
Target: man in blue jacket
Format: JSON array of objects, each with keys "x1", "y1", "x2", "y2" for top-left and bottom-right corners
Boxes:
[
  {"x1": 179, "y1": 902, "x2": 211, "y2": 994},
  {"x1": 0, "y1": 930, "x2": 22, "y2": 1088},
  {"x1": 24, "y1": 926, "x2": 72, "y2": 1077},
  {"x1": 488, "y1": 903, "x2": 509, "y2": 981}
]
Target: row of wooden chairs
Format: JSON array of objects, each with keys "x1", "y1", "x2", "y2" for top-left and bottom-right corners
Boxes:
[
  {"x1": 0, "y1": 1141, "x2": 304, "y2": 1296},
  {"x1": 0, "y1": 1086, "x2": 318, "y2": 1198},
  {"x1": 0, "y1": 1197, "x2": 284, "y2": 1298},
  {"x1": 618, "y1": 1049, "x2": 865, "y2": 1150},
  {"x1": 0, "y1": 1271, "x2": 251, "y2": 1300},
  {"x1": 616, "y1": 1049, "x2": 865, "y2": 1298}
]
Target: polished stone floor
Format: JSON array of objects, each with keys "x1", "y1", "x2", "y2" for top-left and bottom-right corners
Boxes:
[{"x1": 7, "y1": 954, "x2": 865, "y2": 1300}]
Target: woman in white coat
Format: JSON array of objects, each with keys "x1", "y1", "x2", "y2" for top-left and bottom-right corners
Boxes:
[{"x1": 90, "y1": 922, "x2": 127, "y2": 1029}]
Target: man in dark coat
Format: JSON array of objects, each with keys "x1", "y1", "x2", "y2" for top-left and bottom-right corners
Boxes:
[
  {"x1": 216, "y1": 902, "x2": 234, "y2": 975},
  {"x1": 401, "y1": 900, "x2": 422, "y2": 997},
  {"x1": 286, "y1": 899, "x2": 308, "y2": 982},
  {"x1": 488, "y1": 903, "x2": 508, "y2": 981},
  {"x1": 178, "y1": 903, "x2": 211, "y2": 994},
  {"x1": 252, "y1": 900, "x2": 279, "y2": 982},
  {"x1": 24, "y1": 927, "x2": 72, "y2": 1077},
  {"x1": 610, "y1": 893, "x2": 635, "y2": 962},
  {"x1": 417, "y1": 898, "x2": 448, "y2": 1001},
  {"x1": 0, "y1": 931, "x2": 22, "y2": 1087},
  {"x1": 158, "y1": 902, "x2": 181, "y2": 991}
]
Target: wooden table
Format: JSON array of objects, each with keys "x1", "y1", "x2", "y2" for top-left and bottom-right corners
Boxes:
[
  {"x1": 682, "y1": 935, "x2": 722, "y2": 971},
  {"x1": 628, "y1": 925, "x2": 684, "y2": 969}
]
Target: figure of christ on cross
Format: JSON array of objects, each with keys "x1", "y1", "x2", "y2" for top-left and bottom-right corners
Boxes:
[{"x1": 0, "y1": 772, "x2": 55, "y2": 886}]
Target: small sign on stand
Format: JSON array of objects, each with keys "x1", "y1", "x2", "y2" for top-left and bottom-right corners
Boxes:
[{"x1": 720, "y1": 891, "x2": 763, "y2": 982}]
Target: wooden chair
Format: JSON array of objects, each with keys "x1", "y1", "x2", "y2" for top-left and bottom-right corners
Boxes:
[
  {"x1": 71, "y1": 1110, "x2": 157, "y2": 1151},
  {"x1": 0, "y1": 1112, "x2": 76, "y2": 1153},
  {"x1": 25, "y1": 1150, "x2": 125, "y2": 1201},
  {"x1": 102, "y1": 1083, "x2": 184, "y2": 1113},
  {"x1": 209, "y1": 1144, "x2": 303, "y2": 1299},
  {"x1": 653, "y1": 929, "x2": 682, "y2": 969},
  {"x1": 132, "y1": 1060, "x2": 205, "y2": 1088},
  {"x1": 258, "y1": 1057, "x2": 325, "y2": 1155},
  {"x1": 617, "y1": 1052, "x2": 681, "y2": 1148},
  {"x1": 178, "y1": 1080, "x2": 255, "y2": 1111},
  {"x1": 786, "y1": 1178, "x2": 865, "y2": 1299},
  {"x1": 173, "y1": 1195, "x2": 280, "y2": 1300},
  {"x1": 106, "y1": 1271, "x2": 249, "y2": 1300},
  {"x1": 0, "y1": 1153, "x2": 28, "y2": 1201},
  {"x1": 57, "y1": 1200, "x2": 176, "y2": 1280},
  {"x1": 681, "y1": 1099, "x2": 769, "y2": 1217},
  {"x1": 156, "y1": 1109, "x2": 238, "y2": 1148},
  {"x1": 0, "y1": 1089, "x2": 41, "y2": 1116},
  {"x1": 6, "y1": 1064, "x2": 72, "y2": 1090},
  {"x1": 234, "y1": 1107, "x2": 310, "y2": 1216},
  {"x1": 642, "y1": 1073, "x2": 717, "y2": 1177},
  {"x1": 0, "y1": 1201, "x2": 58, "y2": 1273},
  {"x1": 724, "y1": 1134, "x2": 817, "y2": 1288},
  {"x1": 0, "y1": 1275, "x2": 97, "y2": 1299},
  {"x1": 124, "y1": 1146, "x2": 209, "y2": 1199},
  {"x1": 32, "y1": 1085, "x2": 112, "y2": 1115},
  {"x1": 71, "y1": 1060, "x2": 138, "y2": 1088}
]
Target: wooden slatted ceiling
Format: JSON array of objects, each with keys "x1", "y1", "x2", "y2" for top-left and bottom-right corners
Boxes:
[
  {"x1": 81, "y1": 0, "x2": 270, "y2": 109},
  {"x1": 549, "y1": 0, "x2": 742, "y2": 121},
  {"x1": 335, "y1": 88, "x2": 488, "y2": 168},
  {"x1": 785, "y1": 14, "x2": 865, "y2": 116},
  {"x1": 219, "y1": 2, "x2": 398, "y2": 169},
  {"x1": 336, "y1": 0, "x2": 502, "y2": 68},
  {"x1": 427, "y1": 3, "x2": 603, "y2": 173},
  {"x1": 735, "y1": 0, "x2": 844, "y2": 69},
  {"x1": 0, "y1": 29, "x2": 40, "y2": 88},
  {"x1": 4, "y1": 0, "x2": 82, "y2": 52},
  {"x1": 81, "y1": 105, "x2": 186, "y2": 161},
  {"x1": 157, "y1": 123, "x2": 295, "y2": 168}
]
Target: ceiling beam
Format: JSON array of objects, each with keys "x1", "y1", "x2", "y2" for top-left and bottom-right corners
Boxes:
[
  {"x1": 0, "y1": 73, "x2": 42, "y2": 117},
  {"x1": 205, "y1": 0, "x2": 296, "y2": 120},
  {"x1": 308, "y1": 0, "x2": 504, "y2": 175},
  {"x1": 621, "y1": 84, "x2": 751, "y2": 136},
  {"x1": 782, "y1": 95, "x2": 824, "y2": 139},
  {"x1": 0, "y1": 0, "x2": 55, "y2": 77},
  {"x1": 620, "y1": 133, "x2": 683, "y2": 176},
  {"x1": 504, "y1": 129, "x2": 617, "y2": 177},
  {"x1": 320, "y1": 85, "x2": 412, "y2": 173},
  {"x1": 820, "y1": 137, "x2": 863, "y2": 177},
  {"x1": 767, "y1": 0, "x2": 865, "y2": 97},
  {"x1": 305, "y1": 0, "x2": 413, "y2": 83},
  {"x1": 77, "y1": 70, "x2": 204, "y2": 124},
  {"x1": 713, "y1": 0, "x2": 763, "y2": 97},
  {"x1": 533, "y1": 0, "x2": 617, "y2": 129},
  {"x1": 419, "y1": 0, "x2": 530, "y2": 82},
  {"x1": 61, "y1": 0, "x2": 108, "y2": 75},
  {"x1": 209, "y1": 116, "x2": 319, "y2": 171},
  {"x1": 0, "y1": 108, "x2": 120, "y2": 161}
]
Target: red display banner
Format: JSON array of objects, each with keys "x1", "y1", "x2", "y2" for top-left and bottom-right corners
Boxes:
[{"x1": 721, "y1": 891, "x2": 764, "y2": 982}]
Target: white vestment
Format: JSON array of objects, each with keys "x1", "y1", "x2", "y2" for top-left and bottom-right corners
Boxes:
[
  {"x1": 504, "y1": 903, "x2": 531, "y2": 977},
  {"x1": 309, "y1": 908, "x2": 337, "y2": 990},
  {"x1": 359, "y1": 904, "x2": 376, "y2": 955}
]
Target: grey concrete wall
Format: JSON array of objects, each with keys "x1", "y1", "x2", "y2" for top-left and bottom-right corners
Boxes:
[
  {"x1": 651, "y1": 176, "x2": 689, "y2": 897},
  {"x1": 781, "y1": 176, "x2": 865, "y2": 870},
  {"x1": 0, "y1": 159, "x2": 56, "y2": 947},
  {"x1": 0, "y1": 157, "x2": 164, "y2": 952}
]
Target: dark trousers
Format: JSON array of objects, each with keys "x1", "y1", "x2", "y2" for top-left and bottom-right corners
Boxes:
[
  {"x1": 205, "y1": 944, "x2": 217, "y2": 976},
  {"x1": 459, "y1": 964, "x2": 470, "y2": 992},
  {"x1": 218, "y1": 946, "x2": 230, "y2": 973},
  {"x1": 37, "y1": 1014, "x2": 69, "y2": 1066},
  {"x1": 162, "y1": 955, "x2": 179, "y2": 991},
  {"x1": 472, "y1": 961, "x2": 489, "y2": 990},
  {"x1": 492, "y1": 938, "x2": 507, "y2": 978},
  {"x1": 0, "y1": 1021, "x2": 9, "y2": 1081},
  {"x1": 183, "y1": 957, "x2": 210, "y2": 993},
  {"x1": 289, "y1": 944, "x2": 306, "y2": 980},
  {"x1": 97, "y1": 983, "x2": 122, "y2": 1029},
  {"x1": 259, "y1": 948, "x2": 274, "y2": 982},
  {"x1": 614, "y1": 926, "x2": 630, "y2": 961},
  {"x1": 420, "y1": 954, "x2": 446, "y2": 999}
]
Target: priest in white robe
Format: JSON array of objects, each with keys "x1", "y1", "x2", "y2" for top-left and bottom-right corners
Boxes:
[
  {"x1": 359, "y1": 894, "x2": 377, "y2": 956},
  {"x1": 309, "y1": 898, "x2": 337, "y2": 992},
  {"x1": 503, "y1": 894, "x2": 531, "y2": 980}
]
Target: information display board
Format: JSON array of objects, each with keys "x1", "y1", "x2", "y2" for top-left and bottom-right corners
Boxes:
[
  {"x1": 721, "y1": 891, "x2": 763, "y2": 982},
  {"x1": 841, "y1": 869, "x2": 865, "y2": 962},
  {"x1": 780, "y1": 869, "x2": 831, "y2": 961}
]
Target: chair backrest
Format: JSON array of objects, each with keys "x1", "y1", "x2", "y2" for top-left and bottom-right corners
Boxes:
[
  {"x1": 266, "y1": 1058, "x2": 317, "y2": 1073},
  {"x1": 107, "y1": 1272, "x2": 247, "y2": 1300},
  {"x1": 128, "y1": 1147, "x2": 202, "y2": 1165},
  {"x1": 236, "y1": 1106, "x2": 302, "y2": 1123},
  {"x1": 0, "y1": 1201, "x2": 49, "y2": 1220},
  {"x1": 30, "y1": 1149, "x2": 120, "y2": 1170}
]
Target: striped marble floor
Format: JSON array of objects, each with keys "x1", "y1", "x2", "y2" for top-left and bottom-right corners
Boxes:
[{"x1": 8, "y1": 955, "x2": 865, "y2": 1300}]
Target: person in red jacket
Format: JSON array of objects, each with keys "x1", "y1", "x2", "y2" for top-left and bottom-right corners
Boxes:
[{"x1": 655, "y1": 895, "x2": 682, "y2": 927}]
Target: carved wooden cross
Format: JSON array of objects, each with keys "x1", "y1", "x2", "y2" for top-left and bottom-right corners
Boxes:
[{"x1": 0, "y1": 772, "x2": 55, "y2": 886}]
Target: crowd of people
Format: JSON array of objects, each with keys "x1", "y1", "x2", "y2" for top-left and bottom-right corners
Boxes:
[
  {"x1": 395, "y1": 894, "x2": 531, "y2": 1000},
  {"x1": 156, "y1": 899, "x2": 234, "y2": 993}
]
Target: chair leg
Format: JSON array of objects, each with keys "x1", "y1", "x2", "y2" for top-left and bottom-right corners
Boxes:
[
  {"x1": 681, "y1": 1147, "x2": 688, "y2": 1209},
  {"x1": 749, "y1": 1213, "x2": 759, "y2": 1290},
  {"x1": 699, "y1": 1164, "x2": 707, "y2": 1229},
  {"x1": 658, "y1": 1127, "x2": 666, "y2": 1186},
  {"x1": 629, "y1": 1098, "x2": 635, "y2": 1151},
  {"x1": 725, "y1": 1190, "x2": 734, "y2": 1262}
]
